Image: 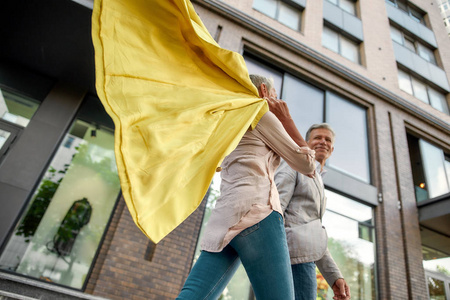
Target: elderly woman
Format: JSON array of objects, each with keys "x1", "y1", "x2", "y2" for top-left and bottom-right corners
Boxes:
[{"x1": 177, "y1": 74, "x2": 315, "y2": 300}]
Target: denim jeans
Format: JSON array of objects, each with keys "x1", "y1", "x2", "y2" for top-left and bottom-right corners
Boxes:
[
  {"x1": 177, "y1": 211, "x2": 294, "y2": 300},
  {"x1": 291, "y1": 262, "x2": 317, "y2": 300}
]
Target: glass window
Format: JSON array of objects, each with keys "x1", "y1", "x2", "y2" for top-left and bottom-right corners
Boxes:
[
  {"x1": 418, "y1": 44, "x2": 437, "y2": 65},
  {"x1": 419, "y1": 139, "x2": 450, "y2": 199},
  {"x1": 279, "y1": 2, "x2": 301, "y2": 30},
  {"x1": 0, "y1": 88, "x2": 40, "y2": 127},
  {"x1": 0, "y1": 97, "x2": 120, "y2": 290},
  {"x1": 322, "y1": 26, "x2": 360, "y2": 64},
  {"x1": 398, "y1": 69, "x2": 449, "y2": 114},
  {"x1": 244, "y1": 55, "x2": 283, "y2": 94},
  {"x1": 341, "y1": 35, "x2": 360, "y2": 63},
  {"x1": 282, "y1": 73, "x2": 324, "y2": 137},
  {"x1": 253, "y1": 0, "x2": 302, "y2": 31},
  {"x1": 192, "y1": 174, "x2": 254, "y2": 299},
  {"x1": 322, "y1": 26, "x2": 340, "y2": 53},
  {"x1": 388, "y1": 0, "x2": 426, "y2": 24},
  {"x1": 427, "y1": 277, "x2": 447, "y2": 300},
  {"x1": 253, "y1": 0, "x2": 277, "y2": 18},
  {"x1": 244, "y1": 55, "x2": 371, "y2": 183},
  {"x1": 390, "y1": 26, "x2": 403, "y2": 44},
  {"x1": 340, "y1": 0, "x2": 357, "y2": 15},
  {"x1": 0, "y1": 129, "x2": 11, "y2": 150},
  {"x1": 411, "y1": 77, "x2": 429, "y2": 103},
  {"x1": 398, "y1": 69, "x2": 413, "y2": 94},
  {"x1": 390, "y1": 26, "x2": 437, "y2": 65},
  {"x1": 318, "y1": 190, "x2": 376, "y2": 300},
  {"x1": 403, "y1": 36, "x2": 416, "y2": 52},
  {"x1": 326, "y1": 92, "x2": 370, "y2": 183}
]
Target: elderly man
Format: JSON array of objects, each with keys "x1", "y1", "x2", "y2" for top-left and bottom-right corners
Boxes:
[{"x1": 275, "y1": 123, "x2": 351, "y2": 300}]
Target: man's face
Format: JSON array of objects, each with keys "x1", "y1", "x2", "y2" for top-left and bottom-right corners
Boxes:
[{"x1": 307, "y1": 128, "x2": 334, "y2": 163}]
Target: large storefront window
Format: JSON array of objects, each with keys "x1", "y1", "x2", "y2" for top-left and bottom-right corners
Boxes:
[
  {"x1": 244, "y1": 54, "x2": 371, "y2": 183},
  {"x1": 0, "y1": 97, "x2": 120, "y2": 290},
  {"x1": 193, "y1": 174, "x2": 254, "y2": 300},
  {"x1": 319, "y1": 190, "x2": 376, "y2": 300}
]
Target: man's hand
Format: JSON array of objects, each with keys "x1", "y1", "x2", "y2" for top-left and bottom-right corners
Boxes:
[
  {"x1": 264, "y1": 96, "x2": 292, "y2": 122},
  {"x1": 332, "y1": 278, "x2": 350, "y2": 300}
]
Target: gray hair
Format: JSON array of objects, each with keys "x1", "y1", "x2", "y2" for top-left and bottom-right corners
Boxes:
[
  {"x1": 249, "y1": 74, "x2": 274, "y2": 92},
  {"x1": 305, "y1": 123, "x2": 335, "y2": 142}
]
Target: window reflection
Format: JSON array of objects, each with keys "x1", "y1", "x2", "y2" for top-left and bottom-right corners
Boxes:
[
  {"x1": 326, "y1": 92, "x2": 370, "y2": 183},
  {"x1": 0, "y1": 129, "x2": 11, "y2": 149},
  {"x1": 419, "y1": 139, "x2": 450, "y2": 198},
  {"x1": 244, "y1": 55, "x2": 371, "y2": 183},
  {"x1": 319, "y1": 190, "x2": 376, "y2": 300},
  {"x1": 0, "y1": 97, "x2": 120, "y2": 289},
  {"x1": 253, "y1": 0, "x2": 302, "y2": 31},
  {"x1": 282, "y1": 74, "x2": 324, "y2": 137},
  {"x1": 193, "y1": 173, "x2": 253, "y2": 300},
  {"x1": 0, "y1": 88, "x2": 40, "y2": 127}
]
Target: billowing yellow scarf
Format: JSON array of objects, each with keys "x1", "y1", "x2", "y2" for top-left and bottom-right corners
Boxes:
[{"x1": 91, "y1": 0, "x2": 268, "y2": 243}]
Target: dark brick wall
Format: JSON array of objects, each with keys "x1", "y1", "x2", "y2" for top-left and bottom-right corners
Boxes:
[{"x1": 86, "y1": 196, "x2": 206, "y2": 300}]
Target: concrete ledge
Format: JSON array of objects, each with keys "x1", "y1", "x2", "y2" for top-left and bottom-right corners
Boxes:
[{"x1": 0, "y1": 272, "x2": 109, "y2": 300}]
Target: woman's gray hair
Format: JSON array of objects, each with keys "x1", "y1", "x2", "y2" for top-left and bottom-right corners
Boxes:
[
  {"x1": 249, "y1": 74, "x2": 274, "y2": 92},
  {"x1": 305, "y1": 123, "x2": 335, "y2": 142}
]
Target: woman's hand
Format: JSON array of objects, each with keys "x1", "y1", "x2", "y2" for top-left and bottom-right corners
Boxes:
[{"x1": 264, "y1": 96, "x2": 292, "y2": 122}]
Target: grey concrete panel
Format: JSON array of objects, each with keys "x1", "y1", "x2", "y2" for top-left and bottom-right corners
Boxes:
[
  {"x1": 0, "y1": 83, "x2": 84, "y2": 190},
  {"x1": 33, "y1": 84, "x2": 85, "y2": 127},
  {"x1": 0, "y1": 182, "x2": 29, "y2": 247},
  {"x1": 429, "y1": 63, "x2": 450, "y2": 92},
  {"x1": 324, "y1": 0, "x2": 363, "y2": 41},
  {"x1": 291, "y1": 0, "x2": 306, "y2": 8},
  {"x1": 0, "y1": 120, "x2": 66, "y2": 189},
  {"x1": 0, "y1": 272, "x2": 109, "y2": 300},
  {"x1": 343, "y1": 13, "x2": 364, "y2": 41},
  {"x1": 411, "y1": 53, "x2": 432, "y2": 79},
  {"x1": 393, "y1": 42, "x2": 415, "y2": 69},
  {"x1": 323, "y1": 168, "x2": 378, "y2": 206},
  {"x1": 323, "y1": 1, "x2": 343, "y2": 28}
]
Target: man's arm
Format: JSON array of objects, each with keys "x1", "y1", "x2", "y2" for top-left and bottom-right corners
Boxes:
[{"x1": 316, "y1": 249, "x2": 350, "y2": 300}]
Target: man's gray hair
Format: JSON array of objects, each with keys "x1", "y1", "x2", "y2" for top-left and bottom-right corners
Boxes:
[
  {"x1": 305, "y1": 123, "x2": 335, "y2": 142},
  {"x1": 249, "y1": 74, "x2": 274, "y2": 92}
]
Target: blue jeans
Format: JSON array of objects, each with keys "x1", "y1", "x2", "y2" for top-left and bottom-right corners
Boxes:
[
  {"x1": 177, "y1": 211, "x2": 294, "y2": 300},
  {"x1": 291, "y1": 262, "x2": 317, "y2": 300}
]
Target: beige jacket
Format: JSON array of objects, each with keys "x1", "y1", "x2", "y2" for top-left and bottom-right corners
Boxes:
[
  {"x1": 200, "y1": 112, "x2": 315, "y2": 252},
  {"x1": 275, "y1": 159, "x2": 343, "y2": 286}
]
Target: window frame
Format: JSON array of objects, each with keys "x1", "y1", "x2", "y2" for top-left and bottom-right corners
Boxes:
[
  {"x1": 0, "y1": 120, "x2": 21, "y2": 163},
  {"x1": 386, "y1": 0, "x2": 427, "y2": 25},
  {"x1": 390, "y1": 25, "x2": 437, "y2": 65},
  {"x1": 397, "y1": 69, "x2": 449, "y2": 114},
  {"x1": 253, "y1": 0, "x2": 303, "y2": 31},
  {"x1": 327, "y1": 0, "x2": 357, "y2": 16},
  {"x1": 322, "y1": 24, "x2": 361, "y2": 64}
]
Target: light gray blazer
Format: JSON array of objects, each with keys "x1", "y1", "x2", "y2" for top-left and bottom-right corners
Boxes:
[{"x1": 275, "y1": 159, "x2": 343, "y2": 286}]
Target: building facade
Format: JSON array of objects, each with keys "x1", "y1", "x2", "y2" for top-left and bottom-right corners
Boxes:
[
  {"x1": 436, "y1": 0, "x2": 450, "y2": 36},
  {"x1": 0, "y1": 0, "x2": 449, "y2": 299}
]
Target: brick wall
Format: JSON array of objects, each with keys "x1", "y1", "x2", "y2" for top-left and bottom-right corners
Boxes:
[{"x1": 86, "y1": 196, "x2": 206, "y2": 300}]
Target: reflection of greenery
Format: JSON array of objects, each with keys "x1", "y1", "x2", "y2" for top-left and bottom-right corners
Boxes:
[
  {"x1": 428, "y1": 277, "x2": 446, "y2": 298},
  {"x1": 75, "y1": 143, "x2": 119, "y2": 186},
  {"x1": 436, "y1": 265, "x2": 450, "y2": 276},
  {"x1": 15, "y1": 139, "x2": 118, "y2": 243},
  {"x1": 15, "y1": 167, "x2": 65, "y2": 242},
  {"x1": 317, "y1": 238, "x2": 375, "y2": 300}
]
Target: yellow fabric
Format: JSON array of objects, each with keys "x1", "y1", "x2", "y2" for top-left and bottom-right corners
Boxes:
[{"x1": 91, "y1": 0, "x2": 268, "y2": 243}]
